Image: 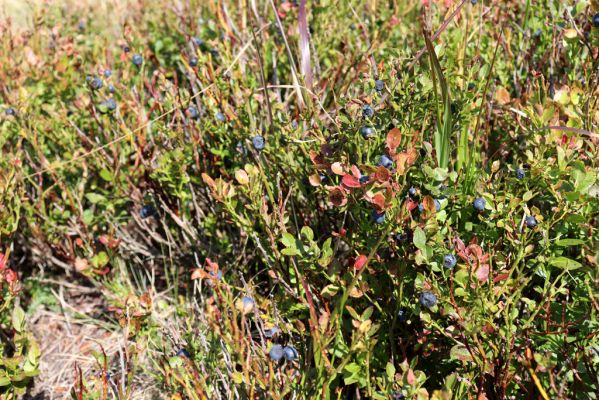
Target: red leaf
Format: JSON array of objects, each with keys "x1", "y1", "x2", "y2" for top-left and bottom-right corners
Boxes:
[
  {"x1": 371, "y1": 193, "x2": 386, "y2": 212},
  {"x1": 351, "y1": 165, "x2": 361, "y2": 178},
  {"x1": 406, "y1": 199, "x2": 418, "y2": 211},
  {"x1": 354, "y1": 255, "x2": 368, "y2": 270},
  {"x1": 342, "y1": 174, "x2": 361, "y2": 188},
  {"x1": 373, "y1": 166, "x2": 390, "y2": 182},
  {"x1": 191, "y1": 268, "x2": 203, "y2": 280},
  {"x1": 476, "y1": 265, "x2": 489, "y2": 282},
  {"x1": 493, "y1": 273, "x2": 509, "y2": 283},
  {"x1": 4, "y1": 269, "x2": 17, "y2": 283},
  {"x1": 386, "y1": 128, "x2": 402, "y2": 154},
  {"x1": 0, "y1": 253, "x2": 5, "y2": 270},
  {"x1": 329, "y1": 187, "x2": 348, "y2": 207}
]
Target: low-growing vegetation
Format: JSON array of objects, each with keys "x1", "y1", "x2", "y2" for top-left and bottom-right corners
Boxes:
[{"x1": 0, "y1": 0, "x2": 598, "y2": 398}]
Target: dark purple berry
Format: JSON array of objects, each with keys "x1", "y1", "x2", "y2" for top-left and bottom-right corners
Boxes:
[
  {"x1": 362, "y1": 104, "x2": 374, "y2": 118},
  {"x1": 176, "y1": 349, "x2": 191, "y2": 358},
  {"x1": 140, "y1": 205, "x2": 157, "y2": 219},
  {"x1": 252, "y1": 135, "x2": 265, "y2": 150},
  {"x1": 132, "y1": 54, "x2": 143, "y2": 66},
  {"x1": 473, "y1": 197, "x2": 486, "y2": 212},
  {"x1": 269, "y1": 344, "x2": 284, "y2": 361},
  {"x1": 186, "y1": 106, "x2": 199, "y2": 120},
  {"x1": 379, "y1": 155, "x2": 393, "y2": 169},
  {"x1": 87, "y1": 76, "x2": 103, "y2": 90},
  {"x1": 283, "y1": 346, "x2": 298, "y2": 361},
  {"x1": 371, "y1": 211, "x2": 385, "y2": 224},
  {"x1": 360, "y1": 126, "x2": 376, "y2": 138},
  {"x1": 419, "y1": 292, "x2": 437, "y2": 309},
  {"x1": 443, "y1": 254, "x2": 457, "y2": 269}
]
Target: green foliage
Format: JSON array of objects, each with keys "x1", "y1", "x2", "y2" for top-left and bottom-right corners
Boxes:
[{"x1": 0, "y1": 0, "x2": 598, "y2": 398}]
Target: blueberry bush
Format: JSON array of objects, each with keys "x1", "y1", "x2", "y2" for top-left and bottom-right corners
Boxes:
[{"x1": 0, "y1": 0, "x2": 598, "y2": 398}]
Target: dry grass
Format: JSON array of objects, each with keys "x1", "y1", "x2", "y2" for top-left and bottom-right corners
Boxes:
[{"x1": 25, "y1": 282, "x2": 160, "y2": 400}]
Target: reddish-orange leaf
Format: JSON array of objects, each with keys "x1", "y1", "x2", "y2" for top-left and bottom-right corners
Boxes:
[
  {"x1": 386, "y1": 128, "x2": 402, "y2": 154},
  {"x1": 354, "y1": 255, "x2": 368, "y2": 270},
  {"x1": 342, "y1": 174, "x2": 361, "y2": 188}
]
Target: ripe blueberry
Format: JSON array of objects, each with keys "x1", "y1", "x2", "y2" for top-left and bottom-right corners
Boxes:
[
  {"x1": 132, "y1": 54, "x2": 143, "y2": 66},
  {"x1": 359, "y1": 175, "x2": 369, "y2": 184},
  {"x1": 392, "y1": 392, "x2": 405, "y2": 400},
  {"x1": 189, "y1": 57, "x2": 198, "y2": 67},
  {"x1": 593, "y1": 12, "x2": 599, "y2": 28},
  {"x1": 516, "y1": 168, "x2": 525, "y2": 180},
  {"x1": 360, "y1": 126, "x2": 375, "y2": 138},
  {"x1": 371, "y1": 210, "x2": 385, "y2": 224},
  {"x1": 379, "y1": 155, "x2": 393, "y2": 169},
  {"x1": 216, "y1": 112, "x2": 226, "y2": 122},
  {"x1": 283, "y1": 346, "x2": 298, "y2": 361},
  {"x1": 419, "y1": 147, "x2": 427, "y2": 158},
  {"x1": 395, "y1": 232, "x2": 410, "y2": 242},
  {"x1": 252, "y1": 135, "x2": 265, "y2": 150},
  {"x1": 206, "y1": 270, "x2": 223, "y2": 287},
  {"x1": 434, "y1": 199, "x2": 441, "y2": 211},
  {"x1": 176, "y1": 349, "x2": 191, "y2": 358},
  {"x1": 473, "y1": 197, "x2": 486, "y2": 212},
  {"x1": 123, "y1": 45, "x2": 131, "y2": 53},
  {"x1": 375, "y1": 79, "x2": 384, "y2": 92},
  {"x1": 104, "y1": 69, "x2": 112, "y2": 78},
  {"x1": 408, "y1": 187, "x2": 418, "y2": 198},
  {"x1": 470, "y1": 0, "x2": 477, "y2": 4},
  {"x1": 419, "y1": 292, "x2": 437, "y2": 309},
  {"x1": 534, "y1": 28, "x2": 542, "y2": 38},
  {"x1": 186, "y1": 106, "x2": 199, "y2": 120},
  {"x1": 418, "y1": 203, "x2": 425, "y2": 213},
  {"x1": 443, "y1": 254, "x2": 457, "y2": 269},
  {"x1": 264, "y1": 326, "x2": 281, "y2": 338},
  {"x1": 192, "y1": 37, "x2": 203, "y2": 47},
  {"x1": 88, "y1": 76, "x2": 103, "y2": 90},
  {"x1": 108, "y1": 84, "x2": 116, "y2": 93},
  {"x1": 362, "y1": 104, "x2": 374, "y2": 118},
  {"x1": 269, "y1": 344, "x2": 284, "y2": 361},
  {"x1": 397, "y1": 309, "x2": 407, "y2": 322},
  {"x1": 100, "y1": 98, "x2": 117, "y2": 113},
  {"x1": 140, "y1": 205, "x2": 157, "y2": 219},
  {"x1": 525, "y1": 215, "x2": 537, "y2": 228},
  {"x1": 5, "y1": 107, "x2": 16, "y2": 116},
  {"x1": 78, "y1": 20, "x2": 86, "y2": 31}
]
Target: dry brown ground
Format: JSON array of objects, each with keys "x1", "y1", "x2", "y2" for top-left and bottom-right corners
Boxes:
[{"x1": 24, "y1": 281, "x2": 162, "y2": 399}]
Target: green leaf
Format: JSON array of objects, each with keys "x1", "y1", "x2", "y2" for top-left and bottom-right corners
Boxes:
[
  {"x1": 99, "y1": 168, "x2": 114, "y2": 182},
  {"x1": 555, "y1": 238, "x2": 585, "y2": 246},
  {"x1": 344, "y1": 362, "x2": 362, "y2": 374},
  {"x1": 413, "y1": 227, "x2": 426, "y2": 250},
  {"x1": 91, "y1": 251, "x2": 110, "y2": 268},
  {"x1": 386, "y1": 362, "x2": 396, "y2": 380},
  {"x1": 281, "y1": 247, "x2": 299, "y2": 256},
  {"x1": 548, "y1": 257, "x2": 582, "y2": 270},
  {"x1": 85, "y1": 193, "x2": 106, "y2": 204},
  {"x1": 450, "y1": 344, "x2": 473, "y2": 362},
  {"x1": 522, "y1": 191, "x2": 534, "y2": 202},
  {"x1": 281, "y1": 232, "x2": 296, "y2": 248},
  {"x1": 12, "y1": 306, "x2": 25, "y2": 333},
  {"x1": 301, "y1": 226, "x2": 314, "y2": 241}
]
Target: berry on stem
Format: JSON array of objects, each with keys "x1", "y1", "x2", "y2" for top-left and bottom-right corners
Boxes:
[{"x1": 419, "y1": 292, "x2": 437, "y2": 309}]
